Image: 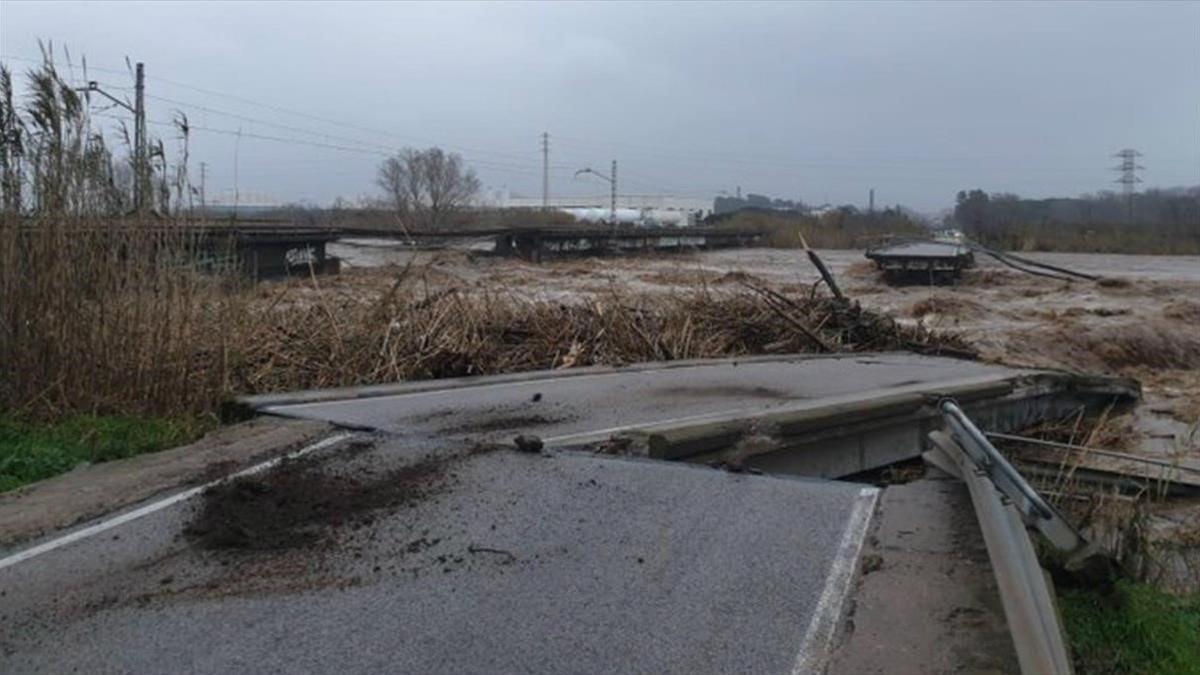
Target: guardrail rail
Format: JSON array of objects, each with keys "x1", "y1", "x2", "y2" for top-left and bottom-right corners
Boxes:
[{"x1": 926, "y1": 399, "x2": 1081, "y2": 675}]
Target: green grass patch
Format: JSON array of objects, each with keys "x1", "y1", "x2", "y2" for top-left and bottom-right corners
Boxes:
[
  {"x1": 0, "y1": 414, "x2": 210, "y2": 493},
  {"x1": 1060, "y1": 580, "x2": 1200, "y2": 674}
]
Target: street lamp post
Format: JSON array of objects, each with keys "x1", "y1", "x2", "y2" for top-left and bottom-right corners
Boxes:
[
  {"x1": 77, "y1": 63, "x2": 147, "y2": 214},
  {"x1": 574, "y1": 160, "x2": 617, "y2": 227}
]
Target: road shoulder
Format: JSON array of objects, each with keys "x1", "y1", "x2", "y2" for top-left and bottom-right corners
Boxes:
[
  {"x1": 827, "y1": 471, "x2": 1020, "y2": 674},
  {"x1": 0, "y1": 417, "x2": 330, "y2": 548}
]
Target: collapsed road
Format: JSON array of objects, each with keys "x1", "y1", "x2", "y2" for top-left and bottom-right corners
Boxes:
[{"x1": 0, "y1": 354, "x2": 1136, "y2": 673}]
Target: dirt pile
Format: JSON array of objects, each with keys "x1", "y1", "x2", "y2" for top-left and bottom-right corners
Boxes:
[{"x1": 186, "y1": 455, "x2": 447, "y2": 552}]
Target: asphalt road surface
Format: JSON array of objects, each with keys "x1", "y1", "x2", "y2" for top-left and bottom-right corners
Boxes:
[
  {"x1": 2, "y1": 435, "x2": 875, "y2": 674},
  {"x1": 256, "y1": 354, "x2": 1015, "y2": 447},
  {"x1": 3, "y1": 354, "x2": 1016, "y2": 673}
]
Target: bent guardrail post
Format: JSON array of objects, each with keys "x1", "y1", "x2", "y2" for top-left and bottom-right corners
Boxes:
[
  {"x1": 939, "y1": 399, "x2": 1085, "y2": 555},
  {"x1": 930, "y1": 399, "x2": 1080, "y2": 675}
]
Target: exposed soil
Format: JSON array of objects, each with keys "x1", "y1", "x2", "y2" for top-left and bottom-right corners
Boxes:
[
  {"x1": 186, "y1": 453, "x2": 448, "y2": 552},
  {"x1": 445, "y1": 413, "x2": 569, "y2": 435}
]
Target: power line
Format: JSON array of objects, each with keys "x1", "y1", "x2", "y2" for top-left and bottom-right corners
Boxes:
[
  {"x1": 146, "y1": 72, "x2": 536, "y2": 163},
  {"x1": 556, "y1": 136, "x2": 1116, "y2": 175},
  {"x1": 0, "y1": 52, "x2": 133, "y2": 77},
  {"x1": 147, "y1": 119, "x2": 390, "y2": 156},
  {"x1": 141, "y1": 93, "x2": 544, "y2": 172},
  {"x1": 145, "y1": 93, "x2": 390, "y2": 151},
  {"x1": 3, "y1": 52, "x2": 541, "y2": 167},
  {"x1": 6, "y1": 52, "x2": 1177, "y2": 194},
  {"x1": 93, "y1": 112, "x2": 545, "y2": 177},
  {"x1": 541, "y1": 132, "x2": 550, "y2": 209}
]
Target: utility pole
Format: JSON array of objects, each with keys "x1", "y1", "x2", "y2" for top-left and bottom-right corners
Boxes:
[
  {"x1": 234, "y1": 127, "x2": 242, "y2": 220},
  {"x1": 868, "y1": 188, "x2": 875, "y2": 214},
  {"x1": 134, "y1": 62, "x2": 146, "y2": 214},
  {"x1": 77, "y1": 61, "x2": 147, "y2": 214},
  {"x1": 610, "y1": 159, "x2": 617, "y2": 227},
  {"x1": 1112, "y1": 148, "x2": 1143, "y2": 225},
  {"x1": 0, "y1": 71, "x2": 20, "y2": 214},
  {"x1": 199, "y1": 161, "x2": 208, "y2": 211},
  {"x1": 541, "y1": 131, "x2": 549, "y2": 210}
]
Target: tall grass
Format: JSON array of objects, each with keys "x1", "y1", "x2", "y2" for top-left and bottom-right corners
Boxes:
[
  {"x1": 0, "y1": 219, "x2": 243, "y2": 419},
  {"x1": 1060, "y1": 580, "x2": 1200, "y2": 675},
  {"x1": 0, "y1": 53, "x2": 241, "y2": 421}
]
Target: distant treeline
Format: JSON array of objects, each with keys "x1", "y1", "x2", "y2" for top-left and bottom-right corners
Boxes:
[
  {"x1": 953, "y1": 187, "x2": 1200, "y2": 254},
  {"x1": 709, "y1": 206, "x2": 924, "y2": 249},
  {"x1": 713, "y1": 193, "x2": 807, "y2": 215}
]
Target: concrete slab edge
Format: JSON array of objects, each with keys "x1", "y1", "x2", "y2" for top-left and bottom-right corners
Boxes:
[
  {"x1": 631, "y1": 375, "x2": 1015, "y2": 460},
  {"x1": 627, "y1": 372, "x2": 1138, "y2": 463},
  {"x1": 237, "y1": 352, "x2": 973, "y2": 410}
]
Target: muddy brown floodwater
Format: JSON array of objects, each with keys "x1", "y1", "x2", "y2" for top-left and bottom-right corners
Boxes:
[{"x1": 314, "y1": 242, "x2": 1200, "y2": 458}]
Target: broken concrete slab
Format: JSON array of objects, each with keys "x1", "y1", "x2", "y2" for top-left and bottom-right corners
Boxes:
[
  {"x1": 249, "y1": 354, "x2": 1138, "y2": 480},
  {"x1": 247, "y1": 354, "x2": 1019, "y2": 442},
  {"x1": 635, "y1": 371, "x2": 1137, "y2": 479}
]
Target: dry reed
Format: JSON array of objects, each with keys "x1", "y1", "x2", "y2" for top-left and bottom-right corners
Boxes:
[{"x1": 229, "y1": 268, "x2": 973, "y2": 395}]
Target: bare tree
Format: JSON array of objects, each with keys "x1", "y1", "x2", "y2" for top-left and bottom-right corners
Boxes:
[{"x1": 376, "y1": 147, "x2": 480, "y2": 231}]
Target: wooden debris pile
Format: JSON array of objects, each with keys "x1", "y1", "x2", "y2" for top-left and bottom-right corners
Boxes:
[{"x1": 233, "y1": 275, "x2": 974, "y2": 394}]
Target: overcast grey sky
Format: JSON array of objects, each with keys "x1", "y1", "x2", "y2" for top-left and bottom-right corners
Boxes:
[{"x1": 2, "y1": 0, "x2": 1197, "y2": 210}]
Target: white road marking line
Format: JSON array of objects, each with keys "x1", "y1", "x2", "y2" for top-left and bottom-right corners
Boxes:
[
  {"x1": 265, "y1": 370, "x2": 643, "y2": 412},
  {"x1": 0, "y1": 432, "x2": 355, "y2": 572},
  {"x1": 542, "y1": 406, "x2": 763, "y2": 445},
  {"x1": 791, "y1": 487, "x2": 880, "y2": 675}
]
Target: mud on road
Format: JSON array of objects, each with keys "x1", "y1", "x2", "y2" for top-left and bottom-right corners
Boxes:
[{"x1": 185, "y1": 451, "x2": 449, "y2": 552}]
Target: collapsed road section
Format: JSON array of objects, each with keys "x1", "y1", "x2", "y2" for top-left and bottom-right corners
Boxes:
[
  {"x1": 249, "y1": 353, "x2": 1137, "y2": 480},
  {"x1": 1, "y1": 354, "x2": 1135, "y2": 673}
]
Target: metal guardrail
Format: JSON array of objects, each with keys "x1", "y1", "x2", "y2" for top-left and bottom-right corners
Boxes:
[
  {"x1": 941, "y1": 400, "x2": 1085, "y2": 554},
  {"x1": 928, "y1": 399, "x2": 1080, "y2": 675}
]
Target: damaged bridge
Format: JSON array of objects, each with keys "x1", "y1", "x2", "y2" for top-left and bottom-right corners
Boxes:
[{"x1": 2, "y1": 353, "x2": 1136, "y2": 673}]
